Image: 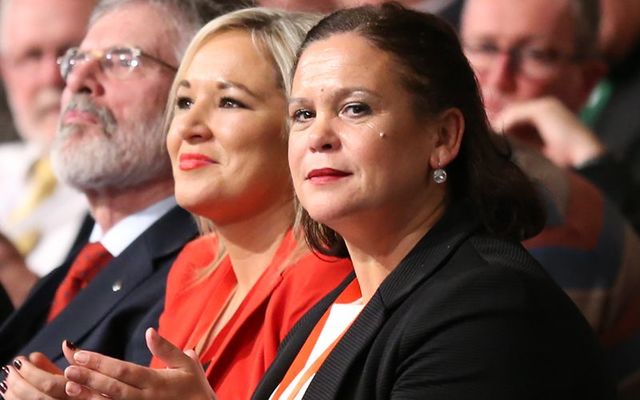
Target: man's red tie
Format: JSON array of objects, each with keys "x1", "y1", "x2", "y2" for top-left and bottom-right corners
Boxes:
[{"x1": 47, "y1": 242, "x2": 113, "y2": 321}]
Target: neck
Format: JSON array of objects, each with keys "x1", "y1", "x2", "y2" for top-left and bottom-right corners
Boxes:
[
  {"x1": 215, "y1": 199, "x2": 294, "y2": 293},
  {"x1": 86, "y1": 178, "x2": 174, "y2": 233},
  {"x1": 340, "y1": 190, "x2": 447, "y2": 302}
]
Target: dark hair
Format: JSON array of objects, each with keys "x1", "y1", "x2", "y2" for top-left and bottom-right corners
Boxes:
[
  {"x1": 91, "y1": 0, "x2": 255, "y2": 62},
  {"x1": 295, "y1": 2, "x2": 546, "y2": 258}
]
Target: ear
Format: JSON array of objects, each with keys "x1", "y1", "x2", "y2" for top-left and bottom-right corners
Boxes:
[{"x1": 429, "y1": 107, "x2": 464, "y2": 169}]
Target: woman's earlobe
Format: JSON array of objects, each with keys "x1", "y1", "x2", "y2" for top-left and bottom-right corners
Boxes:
[{"x1": 433, "y1": 108, "x2": 464, "y2": 166}]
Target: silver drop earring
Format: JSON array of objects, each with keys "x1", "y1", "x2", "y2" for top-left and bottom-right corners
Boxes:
[{"x1": 433, "y1": 166, "x2": 447, "y2": 184}]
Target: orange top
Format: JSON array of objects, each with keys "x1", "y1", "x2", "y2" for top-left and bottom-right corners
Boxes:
[
  {"x1": 272, "y1": 278, "x2": 362, "y2": 400},
  {"x1": 151, "y1": 230, "x2": 353, "y2": 400}
]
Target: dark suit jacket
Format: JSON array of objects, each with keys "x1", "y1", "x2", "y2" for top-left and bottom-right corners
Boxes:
[
  {"x1": 254, "y1": 203, "x2": 615, "y2": 399},
  {"x1": 0, "y1": 285, "x2": 12, "y2": 324},
  {"x1": 0, "y1": 206, "x2": 198, "y2": 367}
]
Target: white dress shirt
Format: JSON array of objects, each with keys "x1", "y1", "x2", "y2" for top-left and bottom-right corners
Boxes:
[
  {"x1": 89, "y1": 196, "x2": 178, "y2": 256},
  {"x1": 0, "y1": 141, "x2": 88, "y2": 276}
]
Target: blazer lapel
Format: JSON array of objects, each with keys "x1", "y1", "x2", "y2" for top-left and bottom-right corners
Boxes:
[
  {"x1": 0, "y1": 263, "x2": 69, "y2": 363},
  {"x1": 209, "y1": 232, "x2": 301, "y2": 369},
  {"x1": 20, "y1": 206, "x2": 196, "y2": 362},
  {"x1": 252, "y1": 273, "x2": 355, "y2": 400},
  {"x1": 31, "y1": 239, "x2": 156, "y2": 360},
  {"x1": 304, "y1": 201, "x2": 480, "y2": 399}
]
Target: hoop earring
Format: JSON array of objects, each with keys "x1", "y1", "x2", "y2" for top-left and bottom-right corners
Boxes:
[{"x1": 433, "y1": 167, "x2": 447, "y2": 184}]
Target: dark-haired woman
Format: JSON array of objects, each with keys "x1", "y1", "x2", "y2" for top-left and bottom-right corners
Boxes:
[{"x1": 253, "y1": 4, "x2": 614, "y2": 399}]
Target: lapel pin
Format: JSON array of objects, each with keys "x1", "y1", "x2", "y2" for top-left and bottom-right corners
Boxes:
[{"x1": 112, "y1": 280, "x2": 123, "y2": 292}]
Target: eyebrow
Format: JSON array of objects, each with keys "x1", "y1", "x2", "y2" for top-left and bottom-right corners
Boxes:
[
  {"x1": 218, "y1": 79, "x2": 260, "y2": 99},
  {"x1": 289, "y1": 87, "x2": 380, "y2": 105},
  {"x1": 177, "y1": 78, "x2": 261, "y2": 99}
]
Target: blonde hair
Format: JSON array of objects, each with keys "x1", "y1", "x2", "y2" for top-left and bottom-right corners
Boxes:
[{"x1": 164, "y1": 7, "x2": 320, "y2": 278}]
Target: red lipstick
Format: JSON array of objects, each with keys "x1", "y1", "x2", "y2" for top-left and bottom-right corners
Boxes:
[
  {"x1": 179, "y1": 153, "x2": 216, "y2": 171},
  {"x1": 306, "y1": 168, "x2": 351, "y2": 183}
]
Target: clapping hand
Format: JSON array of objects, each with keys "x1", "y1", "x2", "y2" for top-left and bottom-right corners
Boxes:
[{"x1": 62, "y1": 328, "x2": 217, "y2": 400}]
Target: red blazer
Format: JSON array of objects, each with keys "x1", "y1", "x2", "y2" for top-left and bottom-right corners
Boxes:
[{"x1": 151, "y1": 231, "x2": 352, "y2": 400}]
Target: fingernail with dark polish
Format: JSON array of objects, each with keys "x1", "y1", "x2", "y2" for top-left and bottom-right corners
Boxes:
[
  {"x1": 12, "y1": 359, "x2": 21, "y2": 370},
  {"x1": 0, "y1": 366, "x2": 7, "y2": 377},
  {"x1": 0, "y1": 381, "x2": 7, "y2": 393},
  {"x1": 65, "y1": 340, "x2": 77, "y2": 351}
]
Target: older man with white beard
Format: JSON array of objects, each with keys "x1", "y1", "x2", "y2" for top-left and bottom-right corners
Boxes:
[
  {"x1": 0, "y1": 0, "x2": 96, "y2": 313},
  {"x1": 0, "y1": 0, "x2": 246, "y2": 396}
]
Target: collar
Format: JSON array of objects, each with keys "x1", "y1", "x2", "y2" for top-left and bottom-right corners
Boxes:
[{"x1": 89, "y1": 196, "x2": 178, "y2": 256}]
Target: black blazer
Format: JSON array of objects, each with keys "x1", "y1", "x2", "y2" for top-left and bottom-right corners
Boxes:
[
  {"x1": 254, "y1": 204, "x2": 615, "y2": 399},
  {"x1": 0, "y1": 206, "x2": 198, "y2": 367}
]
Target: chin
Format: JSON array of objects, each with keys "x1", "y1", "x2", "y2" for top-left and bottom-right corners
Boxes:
[
  {"x1": 304, "y1": 202, "x2": 351, "y2": 228},
  {"x1": 175, "y1": 190, "x2": 205, "y2": 214}
]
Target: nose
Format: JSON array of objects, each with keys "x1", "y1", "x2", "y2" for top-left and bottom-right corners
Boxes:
[
  {"x1": 483, "y1": 52, "x2": 518, "y2": 93},
  {"x1": 64, "y1": 58, "x2": 105, "y2": 96},
  {"x1": 307, "y1": 115, "x2": 340, "y2": 153},
  {"x1": 174, "y1": 105, "x2": 213, "y2": 143}
]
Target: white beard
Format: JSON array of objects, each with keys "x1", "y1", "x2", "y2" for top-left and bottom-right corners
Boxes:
[{"x1": 51, "y1": 95, "x2": 172, "y2": 192}]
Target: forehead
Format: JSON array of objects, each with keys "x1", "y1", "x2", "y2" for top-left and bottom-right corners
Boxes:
[
  {"x1": 81, "y1": 2, "x2": 178, "y2": 62},
  {"x1": 293, "y1": 33, "x2": 399, "y2": 93},
  {"x1": 1, "y1": 0, "x2": 94, "y2": 54},
  {"x1": 185, "y1": 30, "x2": 277, "y2": 87},
  {"x1": 461, "y1": 0, "x2": 577, "y2": 44}
]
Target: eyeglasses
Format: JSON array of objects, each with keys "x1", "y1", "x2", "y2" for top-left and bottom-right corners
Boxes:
[
  {"x1": 463, "y1": 41, "x2": 580, "y2": 80},
  {"x1": 57, "y1": 46, "x2": 177, "y2": 81}
]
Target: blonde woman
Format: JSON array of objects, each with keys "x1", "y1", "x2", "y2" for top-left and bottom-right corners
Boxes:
[{"x1": 58, "y1": 8, "x2": 352, "y2": 400}]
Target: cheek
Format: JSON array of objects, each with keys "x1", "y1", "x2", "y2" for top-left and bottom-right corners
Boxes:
[
  {"x1": 165, "y1": 125, "x2": 180, "y2": 163},
  {"x1": 287, "y1": 134, "x2": 306, "y2": 182}
]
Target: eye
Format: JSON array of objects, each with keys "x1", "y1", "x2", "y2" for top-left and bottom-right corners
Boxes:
[
  {"x1": 219, "y1": 97, "x2": 246, "y2": 109},
  {"x1": 14, "y1": 48, "x2": 43, "y2": 66},
  {"x1": 524, "y1": 47, "x2": 561, "y2": 64},
  {"x1": 176, "y1": 96, "x2": 193, "y2": 110},
  {"x1": 341, "y1": 102, "x2": 371, "y2": 118},
  {"x1": 464, "y1": 41, "x2": 499, "y2": 56},
  {"x1": 291, "y1": 108, "x2": 315, "y2": 123}
]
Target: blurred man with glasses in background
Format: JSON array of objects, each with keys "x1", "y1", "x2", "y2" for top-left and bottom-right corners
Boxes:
[
  {"x1": 461, "y1": 0, "x2": 640, "y2": 396},
  {"x1": 460, "y1": 0, "x2": 640, "y2": 217},
  {"x1": 0, "y1": 0, "x2": 96, "y2": 316}
]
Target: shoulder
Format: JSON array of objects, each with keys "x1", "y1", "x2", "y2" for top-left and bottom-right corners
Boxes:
[
  {"x1": 425, "y1": 233, "x2": 568, "y2": 312},
  {"x1": 391, "y1": 232, "x2": 596, "y2": 354},
  {"x1": 377, "y1": 234, "x2": 609, "y2": 395}
]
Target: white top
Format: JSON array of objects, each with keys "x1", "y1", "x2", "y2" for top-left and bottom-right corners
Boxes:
[
  {"x1": 89, "y1": 196, "x2": 177, "y2": 256},
  {"x1": 271, "y1": 299, "x2": 364, "y2": 400},
  {"x1": 0, "y1": 141, "x2": 88, "y2": 276}
]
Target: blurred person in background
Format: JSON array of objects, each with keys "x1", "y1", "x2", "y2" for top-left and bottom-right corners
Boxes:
[
  {"x1": 461, "y1": 0, "x2": 640, "y2": 396},
  {"x1": 583, "y1": 0, "x2": 640, "y2": 230},
  {"x1": 460, "y1": 0, "x2": 640, "y2": 228},
  {"x1": 0, "y1": 0, "x2": 96, "y2": 313}
]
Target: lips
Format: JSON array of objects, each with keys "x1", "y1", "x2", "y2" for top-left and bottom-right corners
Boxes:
[
  {"x1": 179, "y1": 153, "x2": 216, "y2": 171},
  {"x1": 306, "y1": 168, "x2": 351, "y2": 183},
  {"x1": 63, "y1": 110, "x2": 98, "y2": 125}
]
